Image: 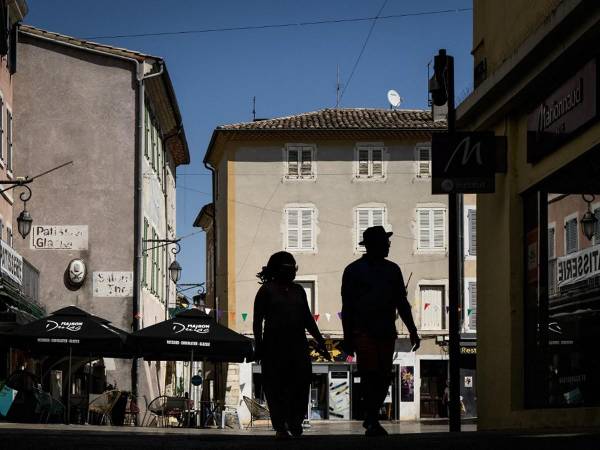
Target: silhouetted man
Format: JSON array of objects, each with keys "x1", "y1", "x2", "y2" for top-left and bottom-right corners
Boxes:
[{"x1": 341, "y1": 226, "x2": 420, "y2": 436}]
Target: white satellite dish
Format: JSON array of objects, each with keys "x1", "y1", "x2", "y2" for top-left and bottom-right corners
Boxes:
[{"x1": 387, "y1": 89, "x2": 402, "y2": 108}]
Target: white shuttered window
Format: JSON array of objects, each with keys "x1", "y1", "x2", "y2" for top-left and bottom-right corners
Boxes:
[
  {"x1": 286, "y1": 144, "x2": 315, "y2": 178},
  {"x1": 417, "y1": 208, "x2": 446, "y2": 251},
  {"x1": 356, "y1": 207, "x2": 386, "y2": 251},
  {"x1": 467, "y1": 281, "x2": 477, "y2": 331},
  {"x1": 356, "y1": 145, "x2": 384, "y2": 178},
  {"x1": 467, "y1": 209, "x2": 477, "y2": 256},
  {"x1": 565, "y1": 216, "x2": 578, "y2": 254},
  {"x1": 285, "y1": 207, "x2": 315, "y2": 251}
]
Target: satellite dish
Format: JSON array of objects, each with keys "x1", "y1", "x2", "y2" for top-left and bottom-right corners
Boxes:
[{"x1": 387, "y1": 89, "x2": 402, "y2": 108}]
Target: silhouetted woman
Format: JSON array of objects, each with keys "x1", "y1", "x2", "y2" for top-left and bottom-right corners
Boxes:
[{"x1": 253, "y1": 251, "x2": 329, "y2": 438}]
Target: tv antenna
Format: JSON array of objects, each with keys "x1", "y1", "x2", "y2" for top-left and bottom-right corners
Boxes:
[{"x1": 387, "y1": 89, "x2": 402, "y2": 109}]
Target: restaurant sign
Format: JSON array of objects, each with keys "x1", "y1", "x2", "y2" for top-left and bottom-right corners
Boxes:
[
  {"x1": 0, "y1": 240, "x2": 22, "y2": 285},
  {"x1": 527, "y1": 58, "x2": 598, "y2": 163},
  {"x1": 556, "y1": 244, "x2": 600, "y2": 287}
]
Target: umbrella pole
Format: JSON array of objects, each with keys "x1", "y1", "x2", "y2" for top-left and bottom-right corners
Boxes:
[
  {"x1": 67, "y1": 346, "x2": 72, "y2": 425},
  {"x1": 188, "y1": 349, "x2": 193, "y2": 427}
]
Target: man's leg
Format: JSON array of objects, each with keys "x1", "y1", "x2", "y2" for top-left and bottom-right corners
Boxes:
[{"x1": 262, "y1": 368, "x2": 287, "y2": 433}]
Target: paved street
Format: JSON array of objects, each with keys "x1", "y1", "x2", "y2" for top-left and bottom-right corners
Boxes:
[{"x1": 1, "y1": 421, "x2": 599, "y2": 449}]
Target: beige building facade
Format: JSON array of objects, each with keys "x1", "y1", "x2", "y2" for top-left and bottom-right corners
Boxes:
[{"x1": 202, "y1": 109, "x2": 480, "y2": 422}]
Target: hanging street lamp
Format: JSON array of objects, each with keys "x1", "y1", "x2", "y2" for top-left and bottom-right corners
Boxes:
[{"x1": 581, "y1": 194, "x2": 598, "y2": 242}]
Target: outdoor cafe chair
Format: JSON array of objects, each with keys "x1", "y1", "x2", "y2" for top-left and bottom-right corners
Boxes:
[
  {"x1": 143, "y1": 395, "x2": 191, "y2": 427},
  {"x1": 87, "y1": 389, "x2": 121, "y2": 425},
  {"x1": 242, "y1": 396, "x2": 271, "y2": 429}
]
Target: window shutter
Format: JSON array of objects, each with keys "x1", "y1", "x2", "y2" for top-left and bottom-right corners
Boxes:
[
  {"x1": 594, "y1": 208, "x2": 600, "y2": 244},
  {"x1": 548, "y1": 227, "x2": 555, "y2": 259},
  {"x1": 300, "y1": 148, "x2": 312, "y2": 176},
  {"x1": 357, "y1": 209, "x2": 370, "y2": 249},
  {"x1": 301, "y1": 209, "x2": 314, "y2": 249},
  {"x1": 372, "y1": 149, "x2": 383, "y2": 177},
  {"x1": 418, "y1": 209, "x2": 430, "y2": 249},
  {"x1": 418, "y1": 146, "x2": 431, "y2": 177},
  {"x1": 468, "y1": 282, "x2": 477, "y2": 330},
  {"x1": 358, "y1": 149, "x2": 369, "y2": 176},
  {"x1": 287, "y1": 209, "x2": 299, "y2": 249},
  {"x1": 468, "y1": 209, "x2": 477, "y2": 256},
  {"x1": 0, "y1": 97, "x2": 3, "y2": 162},
  {"x1": 144, "y1": 106, "x2": 150, "y2": 158},
  {"x1": 433, "y1": 209, "x2": 445, "y2": 249},
  {"x1": 566, "y1": 218, "x2": 577, "y2": 254},
  {"x1": 142, "y1": 219, "x2": 148, "y2": 286},
  {"x1": 372, "y1": 208, "x2": 384, "y2": 227},
  {"x1": 6, "y1": 110, "x2": 11, "y2": 171},
  {"x1": 287, "y1": 148, "x2": 299, "y2": 176}
]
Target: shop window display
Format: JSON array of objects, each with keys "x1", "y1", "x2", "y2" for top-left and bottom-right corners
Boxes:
[{"x1": 524, "y1": 149, "x2": 600, "y2": 408}]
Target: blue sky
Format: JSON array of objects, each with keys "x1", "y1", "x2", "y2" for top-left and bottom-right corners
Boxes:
[{"x1": 24, "y1": 0, "x2": 472, "y2": 289}]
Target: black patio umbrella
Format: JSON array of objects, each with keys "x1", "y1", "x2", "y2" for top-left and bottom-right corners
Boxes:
[
  {"x1": 130, "y1": 308, "x2": 253, "y2": 423},
  {"x1": 130, "y1": 308, "x2": 254, "y2": 362},
  {"x1": 0, "y1": 305, "x2": 132, "y2": 422}
]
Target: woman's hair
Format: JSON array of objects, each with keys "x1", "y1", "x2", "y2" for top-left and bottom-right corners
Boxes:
[{"x1": 257, "y1": 251, "x2": 297, "y2": 284}]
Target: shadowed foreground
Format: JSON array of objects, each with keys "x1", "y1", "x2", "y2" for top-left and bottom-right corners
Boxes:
[{"x1": 0, "y1": 423, "x2": 599, "y2": 450}]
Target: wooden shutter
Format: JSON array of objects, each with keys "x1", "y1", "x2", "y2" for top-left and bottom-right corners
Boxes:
[
  {"x1": 287, "y1": 148, "x2": 299, "y2": 176},
  {"x1": 358, "y1": 149, "x2": 369, "y2": 176},
  {"x1": 594, "y1": 208, "x2": 600, "y2": 244},
  {"x1": 301, "y1": 209, "x2": 313, "y2": 249},
  {"x1": 566, "y1": 218, "x2": 578, "y2": 254},
  {"x1": 421, "y1": 286, "x2": 443, "y2": 330},
  {"x1": 142, "y1": 219, "x2": 148, "y2": 286},
  {"x1": 0, "y1": 96, "x2": 3, "y2": 162},
  {"x1": 418, "y1": 209, "x2": 431, "y2": 249},
  {"x1": 372, "y1": 149, "x2": 383, "y2": 177},
  {"x1": 372, "y1": 208, "x2": 384, "y2": 227},
  {"x1": 468, "y1": 282, "x2": 477, "y2": 330},
  {"x1": 287, "y1": 209, "x2": 299, "y2": 249},
  {"x1": 357, "y1": 209, "x2": 370, "y2": 250},
  {"x1": 468, "y1": 209, "x2": 477, "y2": 256},
  {"x1": 417, "y1": 146, "x2": 431, "y2": 177},
  {"x1": 144, "y1": 106, "x2": 150, "y2": 158},
  {"x1": 6, "y1": 110, "x2": 11, "y2": 171},
  {"x1": 300, "y1": 147, "x2": 312, "y2": 176},
  {"x1": 433, "y1": 209, "x2": 445, "y2": 249},
  {"x1": 548, "y1": 227, "x2": 555, "y2": 259}
]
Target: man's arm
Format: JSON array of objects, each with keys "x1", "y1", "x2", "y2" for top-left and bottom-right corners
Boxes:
[{"x1": 396, "y1": 267, "x2": 420, "y2": 350}]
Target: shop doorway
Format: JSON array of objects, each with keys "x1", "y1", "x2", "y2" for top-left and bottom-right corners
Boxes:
[{"x1": 419, "y1": 359, "x2": 447, "y2": 418}]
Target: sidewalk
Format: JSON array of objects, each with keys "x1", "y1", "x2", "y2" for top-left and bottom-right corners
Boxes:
[{"x1": 1, "y1": 420, "x2": 599, "y2": 449}]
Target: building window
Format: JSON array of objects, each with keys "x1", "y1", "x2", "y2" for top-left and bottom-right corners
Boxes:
[
  {"x1": 593, "y1": 206, "x2": 600, "y2": 245},
  {"x1": 417, "y1": 208, "x2": 446, "y2": 251},
  {"x1": 356, "y1": 207, "x2": 386, "y2": 251},
  {"x1": 144, "y1": 101, "x2": 164, "y2": 188},
  {"x1": 356, "y1": 144, "x2": 384, "y2": 178},
  {"x1": 467, "y1": 208, "x2": 476, "y2": 256},
  {"x1": 297, "y1": 280, "x2": 316, "y2": 313},
  {"x1": 7, "y1": 228, "x2": 12, "y2": 247},
  {"x1": 416, "y1": 144, "x2": 431, "y2": 178},
  {"x1": 285, "y1": 207, "x2": 315, "y2": 251},
  {"x1": 548, "y1": 224, "x2": 557, "y2": 297},
  {"x1": 151, "y1": 227, "x2": 157, "y2": 294},
  {"x1": 564, "y1": 214, "x2": 578, "y2": 254},
  {"x1": 420, "y1": 285, "x2": 445, "y2": 330},
  {"x1": 285, "y1": 144, "x2": 315, "y2": 179},
  {"x1": 0, "y1": 217, "x2": 3, "y2": 241},
  {"x1": 7, "y1": 109, "x2": 12, "y2": 172},
  {"x1": 466, "y1": 281, "x2": 477, "y2": 332}
]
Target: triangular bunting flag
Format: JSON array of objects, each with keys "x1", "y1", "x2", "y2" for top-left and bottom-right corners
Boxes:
[
  {"x1": 467, "y1": 309, "x2": 474, "y2": 316},
  {"x1": 241, "y1": 313, "x2": 248, "y2": 321},
  {"x1": 424, "y1": 303, "x2": 431, "y2": 310},
  {"x1": 445, "y1": 306, "x2": 449, "y2": 313},
  {"x1": 325, "y1": 313, "x2": 331, "y2": 322},
  {"x1": 346, "y1": 355, "x2": 354, "y2": 363},
  {"x1": 205, "y1": 307, "x2": 212, "y2": 315},
  {"x1": 313, "y1": 314, "x2": 320, "y2": 322},
  {"x1": 337, "y1": 311, "x2": 342, "y2": 320}
]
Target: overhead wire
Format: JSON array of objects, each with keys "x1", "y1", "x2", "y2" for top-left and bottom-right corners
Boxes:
[{"x1": 81, "y1": 8, "x2": 473, "y2": 40}]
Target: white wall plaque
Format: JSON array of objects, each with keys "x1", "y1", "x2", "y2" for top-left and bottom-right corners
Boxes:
[
  {"x1": 31, "y1": 225, "x2": 89, "y2": 250},
  {"x1": 93, "y1": 271, "x2": 133, "y2": 297}
]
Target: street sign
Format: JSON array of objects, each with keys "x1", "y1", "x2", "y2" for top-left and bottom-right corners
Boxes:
[{"x1": 432, "y1": 132, "x2": 497, "y2": 194}]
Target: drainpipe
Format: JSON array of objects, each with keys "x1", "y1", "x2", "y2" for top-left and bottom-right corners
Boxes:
[
  {"x1": 18, "y1": 30, "x2": 165, "y2": 419},
  {"x1": 203, "y1": 160, "x2": 218, "y2": 320}
]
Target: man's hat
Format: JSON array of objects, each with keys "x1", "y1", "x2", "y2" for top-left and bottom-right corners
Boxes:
[{"x1": 359, "y1": 225, "x2": 393, "y2": 246}]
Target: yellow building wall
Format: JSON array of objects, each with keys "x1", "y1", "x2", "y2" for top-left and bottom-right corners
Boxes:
[
  {"x1": 473, "y1": 0, "x2": 563, "y2": 76},
  {"x1": 477, "y1": 112, "x2": 600, "y2": 429}
]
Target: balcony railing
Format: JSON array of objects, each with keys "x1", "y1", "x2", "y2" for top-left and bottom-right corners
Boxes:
[{"x1": 22, "y1": 258, "x2": 40, "y2": 304}]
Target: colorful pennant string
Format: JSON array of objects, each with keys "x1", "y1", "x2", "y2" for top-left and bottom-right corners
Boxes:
[
  {"x1": 241, "y1": 313, "x2": 248, "y2": 321},
  {"x1": 325, "y1": 313, "x2": 331, "y2": 322},
  {"x1": 313, "y1": 314, "x2": 320, "y2": 322}
]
